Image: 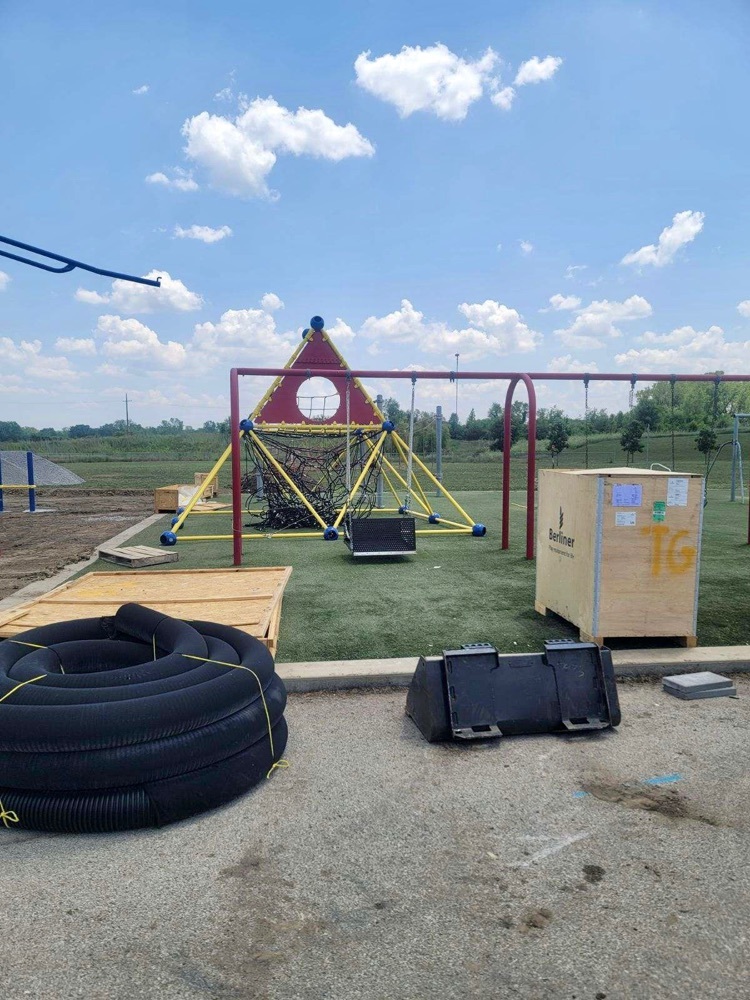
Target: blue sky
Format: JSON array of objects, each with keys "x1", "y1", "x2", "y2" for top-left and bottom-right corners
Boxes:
[{"x1": 1, "y1": 0, "x2": 749, "y2": 427}]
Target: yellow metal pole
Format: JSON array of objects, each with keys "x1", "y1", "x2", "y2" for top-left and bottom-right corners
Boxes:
[
  {"x1": 333, "y1": 432, "x2": 387, "y2": 528},
  {"x1": 377, "y1": 451, "x2": 432, "y2": 514},
  {"x1": 362, "y1": 434, "x2": 431, "y2": 513},
  {"x1": 179, "y1": 531, "x2": 326, "y2": 541},
  {"x1": 392, "y1": 432, "x2": 475, "y2": 526},
  {"x1": 392, "y1": 435, "x2": 434, "y2": 512},
  {"x1": 249, "y1": 431, "x2": 328, "y2": 529},
  {"x1": 378, "y1": 463, "x2": 406, "y2": 509},
  {"x1": 415, "y1": 528, "x2": 473, "y2": 535},
  {"x1": 172, "y1": 442, "x2": 232, "y2": 532}
]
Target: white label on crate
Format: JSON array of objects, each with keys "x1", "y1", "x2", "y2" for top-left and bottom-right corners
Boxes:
[
  {"x1": 667, "y1": 477, "x2": 689, "y2": 506},
  {"x1": 615, "y1": 512, "x2": 637, "y2": 526},
  {"x1": 612, "y1": 483, "x2": 642, "y2": 507}
]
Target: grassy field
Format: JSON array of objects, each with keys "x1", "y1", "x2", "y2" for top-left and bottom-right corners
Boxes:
[
  {"x1": 47, "y1": 425, "x2": 750, "y2": 493},
  {"x1": 81, "y1": 489, "x2": 750, "y2": 661}
]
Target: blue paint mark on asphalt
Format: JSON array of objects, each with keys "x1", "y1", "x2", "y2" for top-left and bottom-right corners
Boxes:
[
  {"x1": 572, "y1": 791, "x2": 589, "y2": 798},
  {"x1": 643, "y1": 773, "x2": 683, "y2": 786}
]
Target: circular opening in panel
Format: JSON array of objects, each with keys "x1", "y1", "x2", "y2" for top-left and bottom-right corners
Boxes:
[{"x1": 296, "y1": 377, "x2": 340, "y2": 421}]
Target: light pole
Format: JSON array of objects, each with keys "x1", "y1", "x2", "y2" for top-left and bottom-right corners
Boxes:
[{"x1": 454, "y1": 353, "x2": 460, "y2": 420}]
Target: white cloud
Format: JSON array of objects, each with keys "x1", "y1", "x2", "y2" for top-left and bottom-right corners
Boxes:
[
  {"x1": 614, "y1": 325, "x2": 749, "y2": 372},
  {"x1": 361, "y1": 298, "x2": 540, "y2": 360},
  {"x1": 737, "y1": 300, "x2": 750, "y2": 318},
  {"x1": 565, "y1": 264, "x2": 587, "y2": 279},
  {"x1": 145, "y1": 169, "x2": 199, "y2": 192},
  {"x1": 326, "y1": 318, "x2": 355, "y2": 342},
  {"x1": 621, "y1": 210, "x2": 705, "y2": 269},
  {"x1": 0, "y1": 271, "x2": 10, "y2": 291},
  {"x1": 182, "y1": 97, "x2": 374, "y2": 199},
  {"x1": 174, "y1": 224, "x2": 232, "y2": 243},
  {"x1": 491, "y1": 86, "x2": 516, "y2": 111},
  {"x1": 27, "y1": 355, "x2": 80, "y2": 381},
  {"x1": 55, "y1": 337, "x2": 97, "y2": 355},
  {"x1": 260, "y1": 292, "x2": 284, "y2": 312},
  {"x1": 0, "y1": 336, "x2": 41, "y2": 363},
  {"x1": 547, "y1": 355, "x2": 598, "y2": 373},
  {"x1": 555, "y1": 295, "x2": 652, "y2": 349},
  {"x1": 547, "y1": 293, "x2": 581, "y2": 311},
  {"x1": 514, "y1": 56, "x2": 563, "y2": 86},
  {"x1": 215, "y1": 86, "x2": 234, "y2": 102},
  {"x1": 76, "y1": 270, "x2": 203, "y2": 314},
  {"x1": 132, "y1": 84, "x2": 149, "y2": 95},
  {"x1": 96, "y1": 363, "x2": 126, "y2": 377},
  {"x1": 96, "y1": 315, "x2": 187, "y2": 369},
  {"x1": 191, "y1": 307, "x2": 297, "y2": 365},
  {"x1": 354, "y1": 43, "x2": 498, "y2": 121},
  {"x1": 520, "y1": 240, "x2": 533, "y2": 255}
]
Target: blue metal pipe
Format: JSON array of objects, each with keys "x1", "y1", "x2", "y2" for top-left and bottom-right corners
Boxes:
[{"x1": 0, "y1": 234, "x2": 161, "y2": 287}]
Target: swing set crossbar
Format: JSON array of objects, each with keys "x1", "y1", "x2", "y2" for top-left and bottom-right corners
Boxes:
[{"x1": 231, "y1": 366, "x2": 750, "y2": 564}]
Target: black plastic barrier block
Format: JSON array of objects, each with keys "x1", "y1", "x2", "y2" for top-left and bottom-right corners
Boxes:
[{"x1": 405, "y1": 640, "x2": 620, "y2": 743}]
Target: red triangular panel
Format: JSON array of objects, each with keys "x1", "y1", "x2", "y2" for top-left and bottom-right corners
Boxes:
[{"x1": 254, "y1": 330, "x2": 381, "y2": 425}]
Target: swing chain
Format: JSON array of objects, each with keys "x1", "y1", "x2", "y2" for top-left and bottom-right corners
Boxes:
[
  {"x1": 669, "y1": 375, "x2": 677, "y2": 472},
  {"x1": 629, "y1": 374, "x2": 637, "y2": 410},
  {"x1": 712, "y1": 374, "x2": 721, "y2": 428},
  {"x1": 404, "y1": 374, "x2": 417, "y2": 510},
  {"x1": 583, "y1": 375, "x2": 590, "y2": 469}
]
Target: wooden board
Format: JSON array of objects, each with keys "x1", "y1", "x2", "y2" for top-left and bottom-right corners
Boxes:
[
  {"x1": 0, "y1": 567, "x2": 292, "y2": 651},
  {"x1": 536, "y1": 468, "x2": 703, "y2": 643},
  {"x1": 98, "y1": 545, "x2": 179, "y2": 568}
]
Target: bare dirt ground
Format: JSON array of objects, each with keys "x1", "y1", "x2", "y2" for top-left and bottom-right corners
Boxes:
[{"x1": 0, "y1": 489, "x2": 151, "y2": 601}]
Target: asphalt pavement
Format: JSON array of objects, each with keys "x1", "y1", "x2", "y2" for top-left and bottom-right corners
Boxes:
[{"x1": 3, "y1": 680, "x2": 749, "y2": 1000}]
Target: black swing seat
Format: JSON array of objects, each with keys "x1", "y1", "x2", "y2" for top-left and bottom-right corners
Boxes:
[{"x1": 345, "y1": 516, "x2": 417, "y2": 557}]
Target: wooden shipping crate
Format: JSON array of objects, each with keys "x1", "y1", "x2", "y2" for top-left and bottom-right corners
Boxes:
[
  {"x1": 535, "y1": 468, "x2": 704, "y2": 646},
  {"x1": 194, "y1": 472, "x2": 219, "y2": 498},
  {"x1": 153, "y1": 484, "x2": 199, "y2": 513}
]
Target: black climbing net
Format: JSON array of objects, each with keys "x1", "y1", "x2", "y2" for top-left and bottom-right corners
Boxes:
[{"x1": 241, "y1": 429, "x2": 385, "y2": 531}]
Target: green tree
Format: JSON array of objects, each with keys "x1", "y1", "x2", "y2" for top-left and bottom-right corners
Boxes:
[
  {"x1": 695, "y1": 427, "x2": 718, "y2": 472},
  {"x1": 633, "y1": 395, "x2": 660, "y2": 431},
  {"x1": 620, "y1": 420, "x2": 645, "y2": 464},
  {"x1": 546, "y1": 420, "x2": 569, "y2": 467},
  {"x1": 0, "y1": 421, "x2": 23, "y2": 441}
]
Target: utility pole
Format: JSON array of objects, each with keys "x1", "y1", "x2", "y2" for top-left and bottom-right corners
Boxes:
[
  {"x1": 454, "y1": 353, "x2": 460, "y2": 420},
  {"x1": 124, "y1": 394, "x2": 130, "y2": 434}
]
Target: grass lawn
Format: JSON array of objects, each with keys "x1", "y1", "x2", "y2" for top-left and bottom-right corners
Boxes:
[{"x1": 81, "y1": 489, "x2": 750, "y2": 661}]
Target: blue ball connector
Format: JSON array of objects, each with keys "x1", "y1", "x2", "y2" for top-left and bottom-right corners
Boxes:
[
  {"x1": 310, "y1": 315, "x2": 325, "y2": 331},
  {"x1": 323, "y1": 526, "x2": 339, "y2": 541},
  {"x1": 382, "y1": 420, "x2": 395, "y2": 432},
  {"x1": 472, "y1": 523, "x2": 487, "y2": 537},
  {"x1": 160, "y1": 531, "x2": 178, "y2": 546},
  {"x1": 239, "y1": 418, "x2": 254, "y2": 433},
  {"x1": 398, "y1": 505, "x2": 408, "y2": 515},
  {"x1": 428, "y1": 513, "x2": 441, "y2": 524}
]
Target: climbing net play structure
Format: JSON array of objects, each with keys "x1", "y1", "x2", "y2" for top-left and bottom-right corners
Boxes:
[
  {"x1": 160, "y1": 313, "x2": 750, "y2": 564},
  {"x1": 163, "y1": 317, "x2": 484, "y2": 555}
]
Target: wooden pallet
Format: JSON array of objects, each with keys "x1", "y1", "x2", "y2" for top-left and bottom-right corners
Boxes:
[
  {"x1": 99, "y1": 544, "x2": 179, "y2": 568},
  {"x1": 535, "y1": 601, "x2": 698, "y2": 648},
  {"x1": 0, "y1": 567, "x2": 292, "y2": 653}
]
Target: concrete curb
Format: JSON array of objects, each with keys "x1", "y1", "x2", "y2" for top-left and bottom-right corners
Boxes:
[
  {"x1": 0, "y1": 512, "x2": 164, "y2": 614},
  {"x1": 276, "y1": 645, "x2": 750, "y2": 692}
]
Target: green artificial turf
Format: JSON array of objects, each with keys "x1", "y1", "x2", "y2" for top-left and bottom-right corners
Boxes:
[{"x1": 82, "y1": 490, "x2": 750, "y2": 662}]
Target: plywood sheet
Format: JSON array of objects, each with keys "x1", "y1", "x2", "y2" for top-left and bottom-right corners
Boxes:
[{"x1": 0, "y1": 567, "x2": 292, "y2": 643}]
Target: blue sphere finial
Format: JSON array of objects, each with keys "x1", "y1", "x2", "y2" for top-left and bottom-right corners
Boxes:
[{"x1": 310, "y1": 315, "x2": 325, "y2": 331}]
